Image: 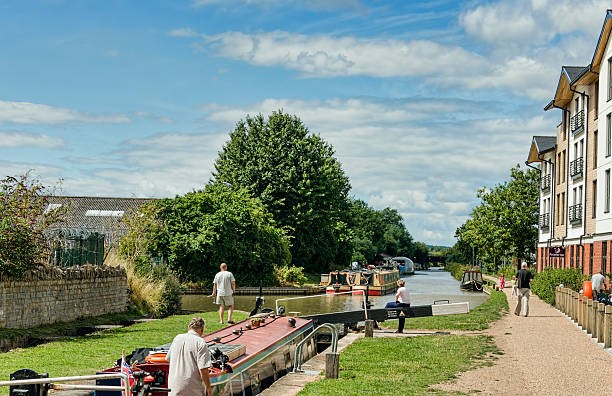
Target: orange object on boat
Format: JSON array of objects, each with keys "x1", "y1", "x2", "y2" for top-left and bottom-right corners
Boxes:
[{"x1": 145, "y1": 353, "x2": 167, "y2": 364}]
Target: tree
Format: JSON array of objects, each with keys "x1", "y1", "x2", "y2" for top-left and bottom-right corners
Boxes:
[
  {"x1": 212, "y1": 111, "x2": 352, "y2": 273},
  {"x1": 0, "y1": 173, "x2": 65, "y2": 277},
  {"x1": 455, "y1": 165, "x2": 539, "y2": 269},
  {"x1": 124, "y1": 183, "x2": 291, "y2": 286}
]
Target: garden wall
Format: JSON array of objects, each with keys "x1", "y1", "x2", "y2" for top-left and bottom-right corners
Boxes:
[{"x1": 0, "y1": 265, "x2": 128, "y2": 328}]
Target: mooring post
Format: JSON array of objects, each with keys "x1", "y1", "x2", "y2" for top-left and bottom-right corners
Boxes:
[
  {"x1": 325, "y1": 352, "x2": 339, "y2": 379},
  {"x1": 364, "y1": 319, "x2": 374, "y2": 337}
]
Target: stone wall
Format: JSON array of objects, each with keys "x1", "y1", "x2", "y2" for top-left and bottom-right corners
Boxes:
[{"x1": 0, "y1": 265, "x2": 128, "y2": 328}]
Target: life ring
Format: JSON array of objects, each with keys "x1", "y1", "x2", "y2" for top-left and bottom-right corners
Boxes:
[{"x1": 145, "y1": 353, "x2": 167, "y2": 364}]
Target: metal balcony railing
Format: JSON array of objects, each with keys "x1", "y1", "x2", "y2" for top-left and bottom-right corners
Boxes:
[
  {"x1": 570, "y1": 110, "x2": 584, "y2": 134},
  {"x1": 541, "y1": 174, "x2": 551, "y2": 191},
  {"x1": 539, "y1": 213, "x2": 550, "y2": 229},
  {"x1": 569, "y1": 204, "x2": 583, "y2": 224},
  {"x1": 569, "y1": 157, "x2": 584, "y2": 178}
]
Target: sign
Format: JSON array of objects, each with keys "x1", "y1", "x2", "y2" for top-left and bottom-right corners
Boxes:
[{"x1": 549, "y1": 246, "x2": 565, "y2": 258}]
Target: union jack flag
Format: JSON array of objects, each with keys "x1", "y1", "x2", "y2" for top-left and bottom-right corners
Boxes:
[{"x1": 121, "y1": 356, "x2": 135, "y2": 396}]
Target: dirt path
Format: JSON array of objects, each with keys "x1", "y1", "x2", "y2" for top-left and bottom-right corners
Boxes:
[{"x1": 432, "y1": 288, "x2": 612, "y2": 395}]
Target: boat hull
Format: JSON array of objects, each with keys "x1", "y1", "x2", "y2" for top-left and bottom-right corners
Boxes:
[{"x1": 96, "y1": 316, "x2": 315, "y2": 396}]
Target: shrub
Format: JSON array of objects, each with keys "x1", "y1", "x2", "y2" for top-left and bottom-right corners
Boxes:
[
  {"x1": 125, "y1": 258, "x2": 182, "y2": 318},
  {"x1": 445, "y1": 262, "x2": 472, "y2": 281},
  {"x1": 531, "y1": 267, "x2": 587, "y2": 305},
  {"x1": 273, "y1": 264, "x2": 308, "y2": 286}
]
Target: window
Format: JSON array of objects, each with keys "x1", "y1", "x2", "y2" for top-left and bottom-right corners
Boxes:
[
  {"x1": 607, "y1": 114, "x2": 612, "y2": 157},
  {"x1": 608, "y1": 57, "x2": 612, "y2": 101},
  {"x1": 594, "y1": 130, "x2": 598, "y2": 168},
  {"x1": 595, "y1": 84, "x2": 599, "y2": 117},
  {"x1": 603, "y1": 242, "x2": 607, "y2": 275},
  {"x1": 593, "y1": 180, "x2": 597, "y2": 218},
  {"x1": 606, "y1": 169, "x2": 611, "y2": 213},
  {"x1": 589, "y1": 243, "x2": 593, "y2": 274},
  {"x1": 562, "y1": 192, "x2": 566, "y2": 225}
]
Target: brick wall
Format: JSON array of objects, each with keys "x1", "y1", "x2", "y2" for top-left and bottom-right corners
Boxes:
[{"x1": 0, "y1": 265, "x2": 128, "y2": 329}]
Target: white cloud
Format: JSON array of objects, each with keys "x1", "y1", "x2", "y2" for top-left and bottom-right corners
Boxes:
[
  {"x1": 0, "y1": 131, "x2": 64, "y2": 148},
  {"x1": 0, "y1": 100, "x2": 130, "y2": 125}
]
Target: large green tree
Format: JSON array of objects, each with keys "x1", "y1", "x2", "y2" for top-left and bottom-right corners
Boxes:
[
  {"x1": 455, "y1": 165, "x2": 539, "y2": 269},
  {"x1": 0, "y1": 173, "x2": 65, "y2": 277},
  {"x1": 212, "y1": 111, "x2": 352, "y2": 273},
  {"x1": 123, "y1": 183, "x2": 291, "y2": 286}
]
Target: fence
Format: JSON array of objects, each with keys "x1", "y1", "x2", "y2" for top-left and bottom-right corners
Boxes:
[{"x1": 555, "y1": 287, "x2": 612, "y2": 348}]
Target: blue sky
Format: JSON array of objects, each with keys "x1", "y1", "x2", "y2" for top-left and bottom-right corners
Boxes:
[{"x1": 1, "y1": 0, "x2": 610, "y2": 246}]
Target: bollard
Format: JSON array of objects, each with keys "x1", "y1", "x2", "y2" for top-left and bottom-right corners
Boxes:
[
  {"x1": 604, "y1": 305, "x2": 612, "y2": 349},
  {"x1": 364, "y1": 319, "x2": 374, "y2": 338},
  {"x1": 597, "y1": 302, "x2": 605, "y2": 343},
  {"x1": 587, "y1": 298, "x2": 594, "y2": 335},
  {"x1": 325, "y1": 352, "x2": 339, "y2": 379}
]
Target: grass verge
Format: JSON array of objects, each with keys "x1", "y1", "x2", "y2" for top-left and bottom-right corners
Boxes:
[{"x1": 299, "y1": 334, "x2": 499, "y2": 396}]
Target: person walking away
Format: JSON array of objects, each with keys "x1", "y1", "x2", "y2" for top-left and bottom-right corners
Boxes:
[
  {"x1": 499, "y1": 274, "x2": 505, "y2": 290},
  {"x1": 511, "y1": 276, "x2": 517, "y2": 296},
  {"x1": 514, "y1": 263, "x2": 534, "y2": 317},
  {"x1": 165, "y1": 317, "x2": 212, "y2": 396},
  {"x1": 209, "y1": 263, "x2": 236, "y2": 324},
  {"x1": 385, "y1": 279, "x2": 410, "y2": 333},
  {"x1": 591, "y1": 270, "x2": 606, "y2": 297}
]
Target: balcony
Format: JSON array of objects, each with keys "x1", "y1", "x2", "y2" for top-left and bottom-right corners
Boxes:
[
  {"x1": 539, "y1": 213, "x2": 550, "y2": 230},
  {"x1": 570, "y1": 110, "x2": 584, "y2": 135},
  {"x1": 540, "y1": 174, "x2": 551, "y2": 192},
  {"x1": 569, "y1": 204, "x2": 582, "y2": 225},
  {"x1": 569, "y1": 157, "x2": 583, "y2": 179}
]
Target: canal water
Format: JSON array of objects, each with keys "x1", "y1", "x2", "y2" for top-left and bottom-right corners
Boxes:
[{"x1": 181, "y1": 268, "x2": 489, "y2": 315}]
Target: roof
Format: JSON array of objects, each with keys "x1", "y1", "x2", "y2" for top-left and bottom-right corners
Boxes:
[
  {"x1": 46, "y1": 196, "x2": 156, "y2": 241},
  {"x1": 590, "y1": 9, "x2": 612, "y2": 72},
  {"x1": 527, "y1": 136, "x2": 556, "y2": 164}
]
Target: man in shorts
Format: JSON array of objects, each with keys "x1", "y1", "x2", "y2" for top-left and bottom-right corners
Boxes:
[{"x1": 209, "y1": 263, "x2": 236, "y2": 324}]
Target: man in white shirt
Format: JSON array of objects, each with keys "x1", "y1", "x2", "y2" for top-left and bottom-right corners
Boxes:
[
  {"x1": 165, "y1": 317, "x2": 212, "y2": 396},
  {"x1": 592, "y1": 270, "x2": 606, "y2": 295},
  {"x1": 209, "y1": 263, "x2": 236, "y2": 324}
]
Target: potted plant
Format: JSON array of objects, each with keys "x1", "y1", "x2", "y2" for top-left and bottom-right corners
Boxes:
[{"x1": 250, "y1": 317, "x2": 262, "y2": 328}]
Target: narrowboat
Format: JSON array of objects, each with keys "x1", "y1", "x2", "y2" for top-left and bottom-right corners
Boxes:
[
  {"x1": 321, "y1": 270, "x2": 360, "y2": 293},
  {"x1": 95, "y1": 313, "x2": 316, "y2": 396},
  {"x1": 391, "y1": 257, "x2": 415, "y2": 275},
  {"x1": 460, "y1": 268, "x2": 484, "y2": 291},
  {"x1": 351, "y1": 267, "x2": 400, "y2": 296}
]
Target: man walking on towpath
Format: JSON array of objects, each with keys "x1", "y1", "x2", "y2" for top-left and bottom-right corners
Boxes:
[
  {"x1": 514, "y1": 262, "x2": 533, "y2": 317},
  {"x1": 209, "y1": 262, "x2": 236, "y2": 324}
]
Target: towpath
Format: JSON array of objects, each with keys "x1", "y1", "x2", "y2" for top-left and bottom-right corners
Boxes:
[{"x1": 264, "y1": 287, "x2": 612, "y2": 395}]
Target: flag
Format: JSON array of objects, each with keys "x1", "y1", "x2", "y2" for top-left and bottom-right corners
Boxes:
[{"x1": 121, "y1": 352, "x2": 135, "y2": 396}]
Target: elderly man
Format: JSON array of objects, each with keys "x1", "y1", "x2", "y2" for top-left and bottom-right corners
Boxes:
[
  {"x1": 592, "y1": 270, "x2": 606, "y2": 296},
  {"x1": 514, "y1": 263, "x2": 534, "y2": 317},
  {"x1": 209, "y1": 263, "x2": 236, "y2": 324},
  {"x1": 165, "y1": 317, "x2": 212, "y2": 396}
]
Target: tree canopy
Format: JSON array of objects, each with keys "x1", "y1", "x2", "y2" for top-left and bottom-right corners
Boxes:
[
  {"x1": 454, "y1": 165, "x2": 539, "y2": 269},
  {"x1": 212, "y1": 111, "x2": 352, "y2": 273},
  {"x1": 120, "y1": 183, "x2": 291, "y2": 286}
]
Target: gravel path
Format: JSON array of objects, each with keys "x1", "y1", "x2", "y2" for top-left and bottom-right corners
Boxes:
[{"x1": 432, "y1": 288, "x2": 612, "y2": 395}]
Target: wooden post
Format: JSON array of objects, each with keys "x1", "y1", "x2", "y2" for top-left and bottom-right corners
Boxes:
[
  {"x1": 364, "y1": 319, "x2": 374, "y2": 338},
  {"x1": 587, "y1": 298, "x2": 593, "y2": 334},
  {"x1": 325, "y1": 352, "x2": 339, "y2": 379},
  {"x1": 577, "y1": 294, "x2": 583, "y2": 328},
  {"x1": 604, "y1": 305, "x2": 612, "y2": 349},
  {"x1": 597, "y1": 302, "x2": 605, "y2": 343}
]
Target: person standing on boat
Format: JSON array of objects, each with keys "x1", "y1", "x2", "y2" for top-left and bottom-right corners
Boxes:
[
  {"x1": 165, "y1": 317, "x2": 212, "y2": 396},
  {"x1": 209, "y1": 262, "x2": 236, "y2": 324},
  {"x1": 385, "y1": 279, "x2": 410, "y2": 333},
  {"x1": 514, "y1": 263, "x2": 534, "y2": 317}
]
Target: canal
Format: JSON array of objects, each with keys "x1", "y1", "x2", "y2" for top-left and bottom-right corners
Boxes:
[{"x1": 181, "y1": 268, "x2": 489, "y2": 315}]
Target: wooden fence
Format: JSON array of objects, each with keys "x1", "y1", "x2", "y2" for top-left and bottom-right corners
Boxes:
[{"x1": 555, "y1": 287, "x2": 612, "y2": 348}]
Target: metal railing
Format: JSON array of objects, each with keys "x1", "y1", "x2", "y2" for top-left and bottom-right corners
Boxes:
[
  {"x1": 293, "y1": 323, "x2": 338, "y2": 373},
  {"x1": 539, "y1": 213, "x2": 550, "y2": 229},
  {"x1": 0, "y1": 373, "x2": 130, "y2": 394},
  {"x1": 540, "y1": 174, "x2": 551, "y2": 191},
  {"x1": 569, "y1": 204, "x2": 583, "y2": 224},
  {"x1": 570, "y1": 110, "x2": 584, "y2": 134},
  {"x1": 569, "y1": 157, "x2": 584, "y2": 178}
]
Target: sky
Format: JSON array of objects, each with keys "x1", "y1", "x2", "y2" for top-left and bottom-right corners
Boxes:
[{"x1": 1, "y1": 0, "x2": 610, "y2": 247}]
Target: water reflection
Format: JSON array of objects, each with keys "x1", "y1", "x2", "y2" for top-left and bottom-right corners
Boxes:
[{"x1": 181, "y1": 269, "x2": 488, "y2": 315}]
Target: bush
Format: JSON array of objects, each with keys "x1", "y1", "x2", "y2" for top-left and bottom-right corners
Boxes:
[
  {"x1": 531, "y1": 267, "x2": 587, "y2": 305},
  {"x1": 498, "y1": 264, "x2": 517, "y2": 279},
  {"x1": 273, "y1": 264, "x2": 308, "y2": 286},
  {"x1": 126, "y1": 258, "x2": 182, "y2": 318},
  {"x1": 445, "y1": 262, "x2": 472, "y2": 281}
]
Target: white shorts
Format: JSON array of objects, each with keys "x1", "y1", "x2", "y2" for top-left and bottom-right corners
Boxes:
[{"x1": 216, "y1": 295, "x2": 234, "y2": 307}]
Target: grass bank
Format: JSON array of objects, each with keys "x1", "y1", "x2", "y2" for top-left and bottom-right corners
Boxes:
[{"x1": 300, "y1": 290, "x2": 507, "y2": 395}]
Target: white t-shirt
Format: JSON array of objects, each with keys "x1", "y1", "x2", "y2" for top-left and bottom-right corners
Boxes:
[
  {"x1": 213, "y1": 271, "x2": 235, "y2": 296},
  {"x1": 592, "y1": 273, "x2": 605, "y2": 291},
  {"x1": 166, "y1": 330, "x2": 211, "y2": 396},
  {"x1": 397, "y1": 286, "x2": 410, "y2": 304}
]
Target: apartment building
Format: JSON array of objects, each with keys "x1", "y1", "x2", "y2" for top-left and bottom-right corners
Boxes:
[{"x1": 528, "y1": 10, "x2": 611, "y2": 286}]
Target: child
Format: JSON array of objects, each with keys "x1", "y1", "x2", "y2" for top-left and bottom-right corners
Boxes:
[
  {"x1": 499, "y1": 274, "x2": 505, "y2": 290},
  {"x1": 511, "y1": 275, "x2": 517, "y2": 296}
]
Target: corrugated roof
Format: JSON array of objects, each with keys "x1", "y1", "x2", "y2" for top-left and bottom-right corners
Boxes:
[{"x1": 46, "y1": 196, "x2": 157, "y2": 242}]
